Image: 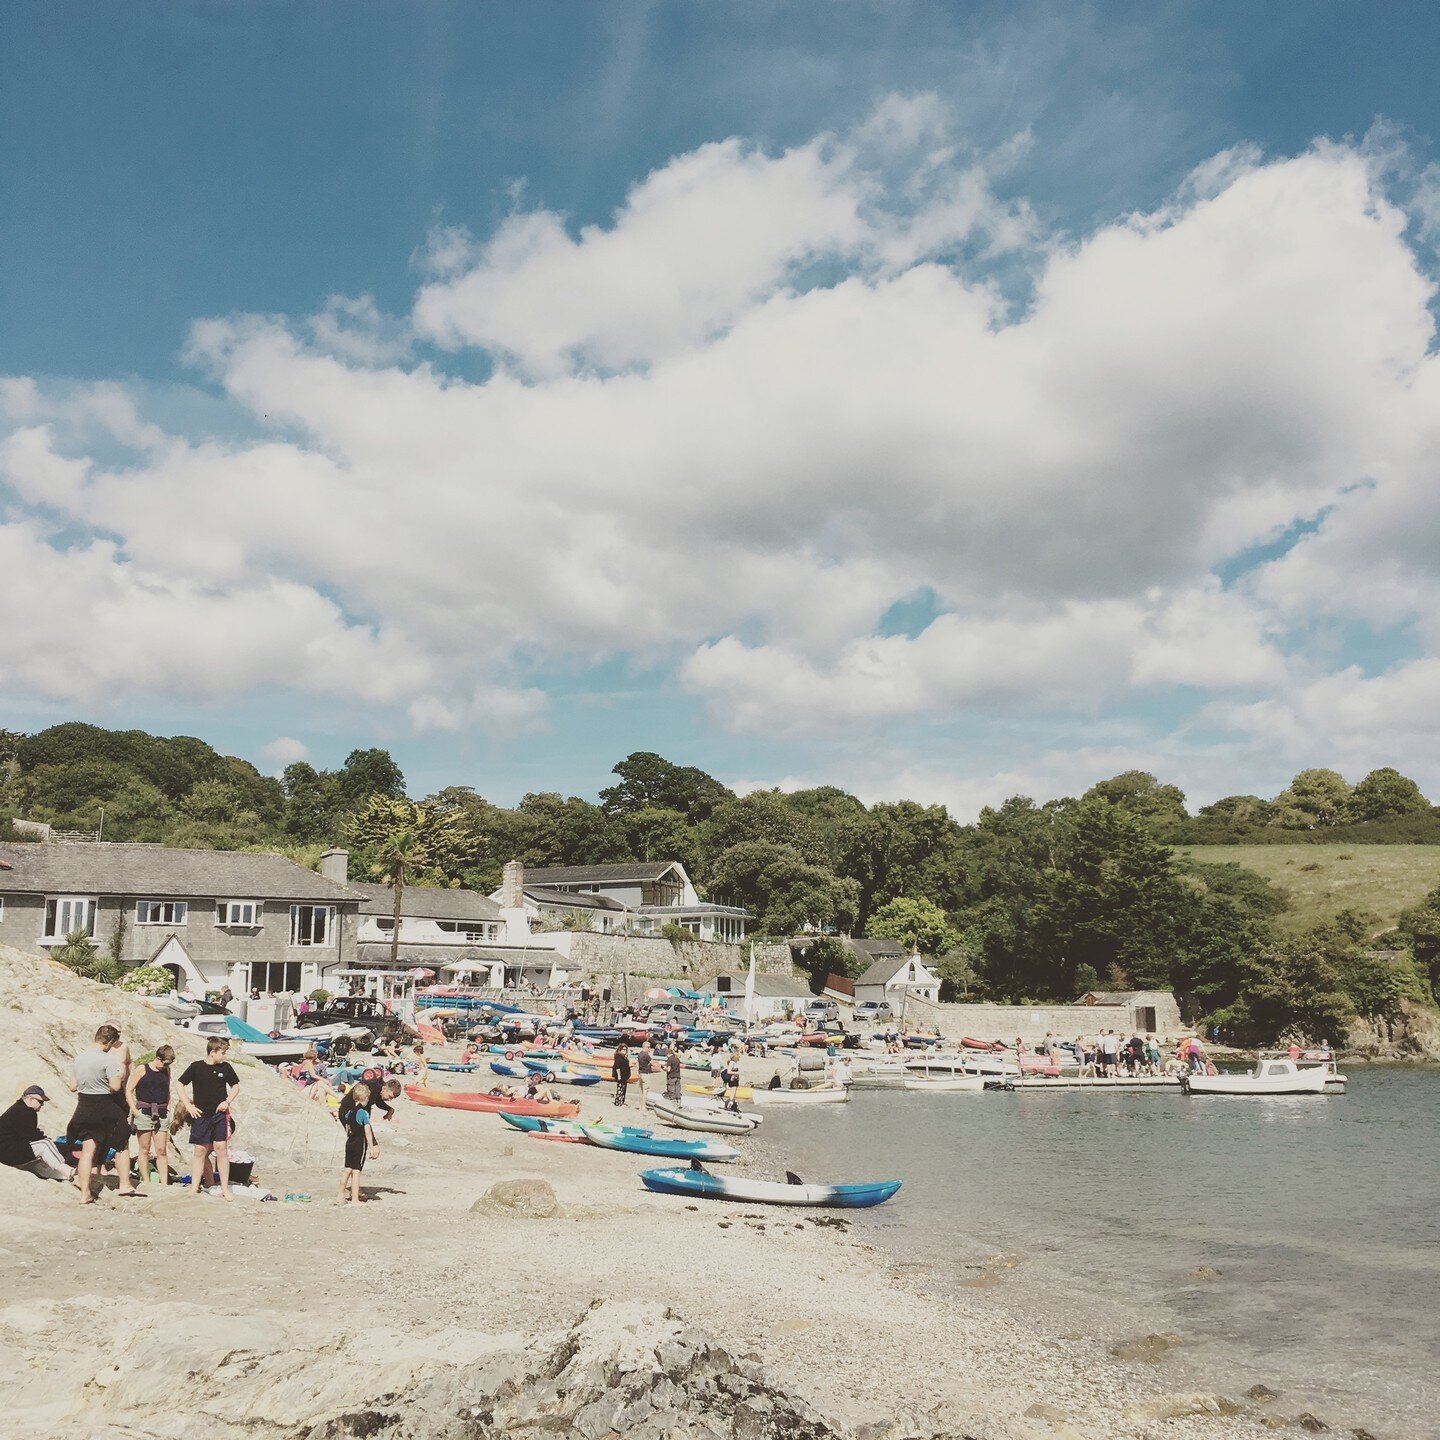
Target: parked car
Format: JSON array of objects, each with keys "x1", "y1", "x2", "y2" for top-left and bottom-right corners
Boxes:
[
  {"x1": 803, "y1": 999, "x2": 840, "y2": 1023},
  {"x1": 646, "y1": 1003, "x2": 699, "y2": 1028},
  {"x1": 854, "y1": 1000, "x2": 895, "y2": 1023},
  {"x1": 295, "y1": 995, "x2": 393, "y2": 1044}
]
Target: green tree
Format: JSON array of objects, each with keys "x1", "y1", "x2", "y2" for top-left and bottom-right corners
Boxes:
[
  {"x1": 1397, "y1": 885, "x2": 1440, "y2": 1000},
  {"x1": 179, "y1": 778, "x2": 248, "y2": 824},
  {"x1": 52, "y1": 928, "x2": 101, "y2": 977},
  {"x1": 706, "y1": 841, "x2": 859, "y2": 936},
  {"x1": 1083, "y1": 771, "x2": 1189, "y2": 833},
  {"x1": 620, "y1": 806, "x2": 698, "y2": 868},
  {"x1": 283, "y1": 762, "x2": 338, "y2": 841},
  {"x1": 866, "y1": 896, "x2": 959, "y2": 956},
  {"x1": 600, "y1": 752, "x2": 731, "y2": 822},
  {"x1": 514, "y1": 792, "x2": 630, "y2": 867},
  {"x1": 700, "y1": 792, "x2": 829, "y2": 875},
  {"x1": 1274, "y1": 768, "x2": 1352, "y2": 828},
  {"x1": 335, "y1": 748, "x2": 407, "y2": 810},
  {"x1": 1237, "y1": 919, "x2": 1358, "y2": 1043},
  {"x1": 1348, "y1": 767, "x2": 1431, "y2": 823},
  {"x1": 347, "y1": 797, "x2": 479, "y2": 970},
  {"x1": 837, "y1": 800, "x2": 965, "y2": 930}
]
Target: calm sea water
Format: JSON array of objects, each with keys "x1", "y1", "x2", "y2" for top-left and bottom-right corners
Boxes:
[{"x1": 758, "y1": 1068, "x2": 1440, "y2": 1437}]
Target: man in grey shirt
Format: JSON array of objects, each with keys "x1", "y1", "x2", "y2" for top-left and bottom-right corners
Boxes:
[{"x1": 67, "y1": 1024, "x2": 136, "y2": 1203}]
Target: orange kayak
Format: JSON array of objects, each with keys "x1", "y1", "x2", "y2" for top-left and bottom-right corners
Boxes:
[{"x1": 404, "y1": 1086, "x2": 579, "y2": 1117}]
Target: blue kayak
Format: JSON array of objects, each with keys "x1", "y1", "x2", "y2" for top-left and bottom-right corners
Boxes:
[
  {"x1": 581, "y1": 1128, "x2": 739, "y2": 1162},
  {"x1": 638, "y1": 1167, "x2": 901, "y2": 1208},
  {"x1": 427, "y1": 1062, "x2": 479, "y2": 1073},
  {"x1": 491, "y1": 1060, "x2": 530, "y2": 1078}
]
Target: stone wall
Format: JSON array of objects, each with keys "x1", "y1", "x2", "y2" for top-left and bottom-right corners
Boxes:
[{"x1": 563, "y1": 933, "x2": 793, "y2": 997}]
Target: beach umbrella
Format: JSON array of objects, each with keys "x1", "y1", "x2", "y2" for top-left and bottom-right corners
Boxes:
[{"x1": 644, "y1": 986, "x2": 669, "y2": 1000}]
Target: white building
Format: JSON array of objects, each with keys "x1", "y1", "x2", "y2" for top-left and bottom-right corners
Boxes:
[
  {"x1": 853, "y1": 950, "x2": 942, "y2": 1008},
  {"x1": 695, "y1": 970, "x2": 814, "y2": 1021}
]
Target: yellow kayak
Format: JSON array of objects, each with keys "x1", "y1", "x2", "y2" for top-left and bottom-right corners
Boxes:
[{"x1": 685, "y1": 1082, "x2": 754, "y2": 1100}]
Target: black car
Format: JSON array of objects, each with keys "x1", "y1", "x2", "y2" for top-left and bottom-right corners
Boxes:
[{"x1": 295, "y1": 995, "x2": 398, "y2": 1045}]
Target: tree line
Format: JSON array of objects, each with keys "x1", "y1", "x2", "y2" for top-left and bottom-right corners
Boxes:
[{"x1": 3, "y1": 725, "x2": 1438, "y2": 1040}]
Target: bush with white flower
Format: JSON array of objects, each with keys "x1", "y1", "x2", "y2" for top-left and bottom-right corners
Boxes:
[{"x1": 117, "y1": 965, "x2": 176, "y2": 997}]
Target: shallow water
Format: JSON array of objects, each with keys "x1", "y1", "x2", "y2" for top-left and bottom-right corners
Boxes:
[{"x1": 759, "y1": 1067, "x2": 1440, "y2": 1437}]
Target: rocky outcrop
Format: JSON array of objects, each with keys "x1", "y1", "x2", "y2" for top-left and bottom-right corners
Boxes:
[
  {"x1": 470, "y1": 1177, "x2": 561, "y2": 1219},
  {"x1": 1346, "y1": 1000, "x2": 1440, "y2": 1061}
]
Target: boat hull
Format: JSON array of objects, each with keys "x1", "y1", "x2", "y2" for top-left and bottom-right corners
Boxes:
[
  {"x1": 650, "y1": 1095, "x2": 759, "y2": 1134},
  {"x1": 750, "y1": 1086, "x2": 849, "y2": 1104},
  {"x1": 404, "y1": 1085, "x2": 579, "y2": 1117},
  {"x1": 903, "y1": 1075, "x2": 986, "y2": 1092},
  {"x1": 639, "y1": 1166, "x2": 901, "y2": 1208},
  {"x1": 1182, "y1": 1070, "x2": 1329, "y2": 1096}
]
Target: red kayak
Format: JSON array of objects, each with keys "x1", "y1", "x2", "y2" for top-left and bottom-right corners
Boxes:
[
  {"x1": 404, "y1": 1086, "x2": 580, "y2": 1117},
  {"x1": 960, "y1": 1037, "x2": 1006, "y2": 1052}
]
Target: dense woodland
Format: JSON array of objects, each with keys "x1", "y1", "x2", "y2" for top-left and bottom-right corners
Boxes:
[{"x1": 3, "y1": 723, "x2": 1439, "y2": 1042}]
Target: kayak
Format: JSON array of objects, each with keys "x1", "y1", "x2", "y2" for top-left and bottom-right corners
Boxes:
[
  {"x1": 403, "y1": 1086, "x2": 579, "y2": 1117},
  {"x1": 650, "y1": 1095, "x2": 760, "y2": 1134},
  {"x1": 685, "y1": 1082, "x2": 754, "y2": 1100},
  {"x1": 639, "y1": 1166, "x2": 901, "y2": 1209},
  {"x1": 580, "y1": 1127, "x2": 740, "y2": 1162},
  {"x1": 427, "y1": 1062, "x2": 479, "y2": 1073},
  {"x1": 519, "y1": 1058, "x2": 604, "y2": 1086},
  {"x1": 497, "y1": 1112, "x2": 655, "y2": 1139}
]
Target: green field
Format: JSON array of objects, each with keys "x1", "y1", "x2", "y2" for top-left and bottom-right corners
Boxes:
[{"x1": 1179, "y1": 845, "x2": 1440, "y2": 934}]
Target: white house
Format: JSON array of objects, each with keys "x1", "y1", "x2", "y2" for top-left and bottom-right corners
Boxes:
[
  {"x1": 490, "y1": 860, "x2": 749, "y2": 944},
  {"x1": 853, "y1": 950, "x2": 942, "y2": 1007},
  {"x1": 695, "y1": 970, "x2": 814, "y2": 1021}
]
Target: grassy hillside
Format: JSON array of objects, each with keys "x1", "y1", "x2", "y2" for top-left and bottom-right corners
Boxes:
[{"x1": 1180, "y1": 844, "x2": 1440, "y2": 933}]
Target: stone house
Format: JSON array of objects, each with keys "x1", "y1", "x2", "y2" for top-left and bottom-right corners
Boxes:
[{"x1": 0, "y1": 839, "x2": 364, "y2": 996}]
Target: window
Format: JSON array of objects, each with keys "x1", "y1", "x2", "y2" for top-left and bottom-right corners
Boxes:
[
  {"x1": 42, "y1": 896, "x2": 97, "y2": 941},
  {"x1": 290, "y1": 904, "x2": 335, "y2": 947},
  {"x1": 249, "y1": 961, "x2": 302, "y2": 993},
  {"x1": 374, "y1": 917, "x2": 395, "y2": 932},
  {"x1": 136, "y1": 900, "x2": 187, "y2": 926},
  {"x1": 436, "y1": 920, "x2": 499, "y2": 942},
  {"x1": 217, "y1": 900, "x2": 262, "y2": 927}
]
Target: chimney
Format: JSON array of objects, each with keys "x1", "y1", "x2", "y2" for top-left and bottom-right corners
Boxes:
[
  {"x1": 501, "y1": 858, "x2": 525, "y2": 910},
  {"x1": 319, "y1": 848, "x2": 350, "y2": 884}
]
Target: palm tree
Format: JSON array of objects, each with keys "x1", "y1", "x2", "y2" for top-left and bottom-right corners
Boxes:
[{"x1": 347, "y1": 797, "x2": 477, "y2": 972}]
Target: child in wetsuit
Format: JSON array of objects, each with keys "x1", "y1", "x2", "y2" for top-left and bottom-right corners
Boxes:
[{"x1": 337, "y1": 1083, "x2": 378, "y2": 1205}]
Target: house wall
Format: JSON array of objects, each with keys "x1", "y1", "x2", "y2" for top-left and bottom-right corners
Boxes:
[
  {"x1": 0, "y1": 891, "x2": 358, "y2": 994},
  {"x1": 357, "y1": 916, "x2": 504, "y2": 946}
]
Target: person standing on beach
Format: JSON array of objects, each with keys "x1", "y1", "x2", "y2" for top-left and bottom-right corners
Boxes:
[
  {"x1": 612, "y1": 1042, "x2": 631, "y2": 1108},
  {"x1": 636, "y1": 1040, "x2": 654, "y2": 1111},
  {"x1": 412, "y1": 1044, "x2": 429, "y2": 1087},
  {"x1": 177, "y1": 1039, "x2": 240, "y2": 1200},
  {"x1": 664, "y1": 1044, "x2": 682, "y2": 1102},
  {"x1": 337, "y1": 1082, "x2": 377, "y2": 1205},
  {"x1": 66, "y1": 1024, "x2": 137, "y2": 1203},
  {"x1": 126, "y1": 1045, "x2": 176, "y2": 1189}
]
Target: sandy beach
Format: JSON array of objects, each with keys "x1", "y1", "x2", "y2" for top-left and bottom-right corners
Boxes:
[{"x1": 0, "y1": 952, "x2": 1318, "y2": 1439}]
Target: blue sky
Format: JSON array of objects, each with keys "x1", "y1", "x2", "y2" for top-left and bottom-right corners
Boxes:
[{"x1": 4, "y1": 2, "x2": 1440, "y2": 813}]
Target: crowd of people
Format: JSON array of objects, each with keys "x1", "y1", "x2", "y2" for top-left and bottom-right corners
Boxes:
[{"x1": 0, "y1": 1017, "x2": 408, "y2": 1206}]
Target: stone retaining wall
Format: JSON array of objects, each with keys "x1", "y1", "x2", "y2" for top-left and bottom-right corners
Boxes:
[{"x1": 896, "y1": 993, "x2": 1185, "y2": 1042}]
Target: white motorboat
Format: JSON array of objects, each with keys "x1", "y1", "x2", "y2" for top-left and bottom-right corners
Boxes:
[
  {"x1": 750, "y1": 1085, "x2": 849, "y2": 1105},
  {"x1": 143, "y1": 991, "x2": 200, "y2": 1021},
  {"x1": 276, "y1": 1022, "x2": 368, "y2": 1046},
  {"x1": 649, "y1": 1095, "x2": 761, "y2": 1134},
  {"x1": 1182, "y1": 1058, "x2": 1330, "y2": 1096}
]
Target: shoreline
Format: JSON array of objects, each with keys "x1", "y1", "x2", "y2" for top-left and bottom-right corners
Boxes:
[{"x1": 0, "y1": 1068, "x2": 1301, "y2": 1440}]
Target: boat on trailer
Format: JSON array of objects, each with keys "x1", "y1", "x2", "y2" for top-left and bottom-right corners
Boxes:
[{"x1": 1182, "y1": 1057, "x2": 1330, "y2": 1096}]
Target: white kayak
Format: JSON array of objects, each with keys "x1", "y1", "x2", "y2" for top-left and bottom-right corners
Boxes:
[
  {"x1": 649, "y1": 1094, "x2": 760, "y2": 1133},
  {"x1": 1183, "y1": 1058, "x2": 1330, "y2": 1096},
  {"x1": 641, "y1": 1166, "x2": 900, "y2": 1208},
  {"x1": 750, "y1": 1085, "x2": 849, "y2": 1104}
]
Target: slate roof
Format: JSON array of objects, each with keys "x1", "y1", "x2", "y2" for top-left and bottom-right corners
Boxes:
[
  {"x1": 849, "y1": 937, "x2": 908, "y2": 960},
  {"x1": 1075, "y1": 991, "x2": 1144, "y2": 1005},
  {"x1": 854, "y1": 955, "x2": 912, "y2": 986},
  {"x1": 524, "y1": 862, "x2": 681, "y2": 886},
  {"x1": 0, "y1": 841, "x2": 365, "y2": 902},
  {"x1": 525, "y1": 886, "x2": 627, "y2": 912},
  {"x1": 697, "y1": 971, "x2": 813, "y2": 999},
  {"x1": 351, "y1": 882, "x2": 503, "y2": 922}
]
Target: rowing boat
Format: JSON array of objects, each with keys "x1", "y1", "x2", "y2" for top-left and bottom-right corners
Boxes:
[{"x1": 649, "y1": 1095, "x2": 760, "y2": 1134}]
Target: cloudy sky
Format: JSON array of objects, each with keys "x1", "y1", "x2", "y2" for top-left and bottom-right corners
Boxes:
[{"x1": 4, "y1": 1, "x2": 1440, "y2": 815}]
